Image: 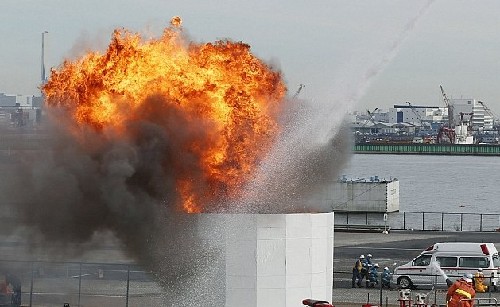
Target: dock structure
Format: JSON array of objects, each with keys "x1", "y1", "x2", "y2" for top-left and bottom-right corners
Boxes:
[{"x1": 354, "y1": 143, "x2": 500, "y2": 156}]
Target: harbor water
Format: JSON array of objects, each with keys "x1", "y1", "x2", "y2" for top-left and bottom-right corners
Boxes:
[{"x1": 339, "y1": 154, "x2": 500, "y2": 214}]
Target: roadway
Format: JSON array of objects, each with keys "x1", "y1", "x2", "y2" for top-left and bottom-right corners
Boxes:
[
  {"x1": 332, "y1": 230, "x2": 500, "y2": 306},
  {"x1": 334, "y1": 230, "x2": 500, "y2": 272}
]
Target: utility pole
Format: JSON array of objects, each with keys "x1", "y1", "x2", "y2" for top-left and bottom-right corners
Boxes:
[
  {"x1": 41, "y1": 31, "x2": 48, "y2": 85},
  {"x1": 40, "y1": 31, "x2": 49, "y2": 120}
]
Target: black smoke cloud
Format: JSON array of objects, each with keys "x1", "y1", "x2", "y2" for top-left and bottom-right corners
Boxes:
[
  {"x1": 2, "y1": 94, "x2": 353, "y2": 305},
  {"x1": 3, "y1": 95, "x2": 224, "y2": 304}
]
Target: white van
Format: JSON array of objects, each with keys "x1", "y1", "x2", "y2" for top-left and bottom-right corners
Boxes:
[{"x1": 392, "y1": 242, "x2": 500, "y2": 289}]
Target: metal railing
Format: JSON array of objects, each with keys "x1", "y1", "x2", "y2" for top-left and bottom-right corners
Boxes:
[{"x1": 334, "y1": 211, "x2": 500, "y2": 232}]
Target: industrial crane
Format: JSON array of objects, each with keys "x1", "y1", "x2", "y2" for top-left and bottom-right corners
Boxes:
[
  {"x1": 439, "y1": 85, "x2": 454, "y2": 128},
  {"x1": 366, "y1": 107, "x2": 379, "y2": 124},
  {"x1": 363, "y1": 108, "x2": 381, "y2": 135},
  {"x1": 406, "y1": 101, "x2": 423, "y2": 125},
  {"x1": 437, "y1": 85, "x2": 456, "y2": 143},
  {"x1": 292, "y1": 84, "x2": 305, "y2": 98},
  {"x1": 356, "y1": 108, "x2": 379, "y2": 143}
]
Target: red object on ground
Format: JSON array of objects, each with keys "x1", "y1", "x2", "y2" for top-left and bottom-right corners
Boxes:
[{"x1": 302, "y1": 298, "x2": 334, "y2": 307}]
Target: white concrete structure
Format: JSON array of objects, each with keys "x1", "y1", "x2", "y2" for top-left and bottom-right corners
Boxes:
[
  {"x1": 330, "y1": 177, "x2": 399, "y2": 212},
  {"x1": 200, "y1": 213, "x2": 334, "y2": 307}
]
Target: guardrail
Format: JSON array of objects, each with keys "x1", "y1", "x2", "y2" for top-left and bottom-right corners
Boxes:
[{"x1": 334, "y1": 211, "x2": 500, "y2": 232}]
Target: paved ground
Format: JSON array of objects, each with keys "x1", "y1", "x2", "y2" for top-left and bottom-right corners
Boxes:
[
  {"x1": 334, "y1": 230, "x2": 500, "y2": 276},
  {"x1": 332, "y1": 230, "x2": 500, "y2": 306},
  {"x1": 2, "y1": 225, "x2": 500, "y2": 306}
]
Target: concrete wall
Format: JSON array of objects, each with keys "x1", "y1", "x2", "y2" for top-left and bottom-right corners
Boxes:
[{"x1": 200, "y1": 213, "x2": 334, "y2": 307}]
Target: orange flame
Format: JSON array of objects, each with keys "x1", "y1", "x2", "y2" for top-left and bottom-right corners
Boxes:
[
  {"x1": 43, "y1": 20, "x2": 287, "y2": 213},
  {"x1": 170, "y1": 16, "x2": 182, "y2": 28}
]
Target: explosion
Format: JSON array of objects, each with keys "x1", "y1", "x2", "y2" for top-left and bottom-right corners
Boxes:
[{"x1": 43, "y1": 18, "x2": 286, "y2": 213}]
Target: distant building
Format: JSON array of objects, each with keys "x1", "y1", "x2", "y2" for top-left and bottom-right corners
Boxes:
[
  {"x1": 388, "y1": 104, "x2": 445, "y2": 125},
  {"x1": 0, "y1": 109, "x2": 11, "y2": 128},
  {"x1": 0, "y1": 93, "x2": 16, "y2": 107},
  {"x1": 32, "y1": 96, "x2": 44, "y2": 108},
  {"x1": 0, "y1": 92, "x2": 43, "y2": 127},
  {"x1": 450, "y1": 98, "x2": 494, "y2": 130}
]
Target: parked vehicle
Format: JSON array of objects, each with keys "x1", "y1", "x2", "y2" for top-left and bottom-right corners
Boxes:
[{"x1": 392, "y1": 242, "x2": 500, "y2": 289}]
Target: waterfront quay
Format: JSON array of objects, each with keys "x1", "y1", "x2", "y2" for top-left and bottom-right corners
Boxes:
[{"x1": 354, "y1": 143, "x2": 500, "y2": 156}]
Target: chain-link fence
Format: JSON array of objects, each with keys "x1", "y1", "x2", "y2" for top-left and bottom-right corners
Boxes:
[
  {"x1": 3, "y1": 261, "x2": 500, "y2": 306},
  {"x1": 0, "y1": 260, "x2": 162, "y2": 307}
]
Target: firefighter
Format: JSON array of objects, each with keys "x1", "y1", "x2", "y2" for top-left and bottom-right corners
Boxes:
[
  {"x1": 381, "y1": 266, "x2": 392, "y2": 288},
  {"x1": 474, "y1": 268, "x2": 488, "y2": 293},
  {"x1": 6, "y1": 274, "x2": 21, "y2": 307},
  {"x1": 367, "y1": 263, "x2": 379, "y2": 288},
  {"x1": 0, "y1": 275, "x2": 12, "y2": 306},
  {"x1": 363, "y1": 254, "x2": 373, "y2": 287},
  {"x1": 352, "y1": 255, "x2": 365, "y2": 288},
  {"x1": 446, "y1": 274, "x2": 475, "y2": 307},
  {"x1": 365, "y1": 254, "x2": 373, "y2": 265}
]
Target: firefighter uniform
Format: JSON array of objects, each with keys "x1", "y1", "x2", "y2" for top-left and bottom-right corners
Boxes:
[
  {"x1": 352, "y1": 255, "x2": 365, "y2": 288},
  {"x1": 446, "y1": 276, "x2": 475, "y2": 307},
  {"x1": 367, "y1": 263, "x2": 379, "y2": 288},
  {"x1": 474, "y1": 269, "x2": 488, "y2": 293},
  {"x1": 381, "y1": 267, "x2": 392, "y2": 288}
]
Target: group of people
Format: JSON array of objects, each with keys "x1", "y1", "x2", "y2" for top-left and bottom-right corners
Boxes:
[
  {"x1": 447, "y1": 273, "x2": 476, "y2": 307},
  {"x1": 351, "y1": 254, "x2": 392, "y2": 288},
  {"x1": 447, "y1": 268, "x2": 491, "y2": 307}
]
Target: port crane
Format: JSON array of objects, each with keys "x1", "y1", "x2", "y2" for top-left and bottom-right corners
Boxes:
[
  {"x1": 292, "y1": 84, "x2": 305, "y2": 98},
  {"x1": 440, "y1": 85, "x2": 455, "y2": 128},
  {"x1": 361, "y1": 107, "x2": 379, "y2": 127},
  {"x1": 367, "y1": 107, "x2": 378, "y2": 123},
  {"x1": 405, "y1": 101, "x2": 423, "y2": 125},
  {"x1": 356, "y1": 108, "x2": 380, "y2": 143},
  {"x1": 437, "y1": 85, "x2": 456, "y2": 143},
  {"x1": 365, "y1": 107, "x2": 381, "y2": 135}
]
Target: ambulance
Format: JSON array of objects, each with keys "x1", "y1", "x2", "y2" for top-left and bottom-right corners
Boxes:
[{"x1": 392, "y1": 242, "x2": 500, "y2": 289}]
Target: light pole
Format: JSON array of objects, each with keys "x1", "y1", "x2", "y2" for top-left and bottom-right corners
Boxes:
[{"x1": 41, "y1": 31, "x2": 48, "y2": 85}]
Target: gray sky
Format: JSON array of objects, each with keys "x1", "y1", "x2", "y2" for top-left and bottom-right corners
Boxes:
[{"x1": 2, "y1": 0, "x2": 500, "y2": 115}]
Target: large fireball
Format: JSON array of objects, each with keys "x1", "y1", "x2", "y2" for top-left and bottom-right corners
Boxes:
[{"x1": 43, "y1": 19, "x2": 287, "y2": 213}]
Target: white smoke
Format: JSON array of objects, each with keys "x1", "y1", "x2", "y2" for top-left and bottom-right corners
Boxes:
[{"x1": 237, "y1": 0, "x2": 436, "y2": 213}]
